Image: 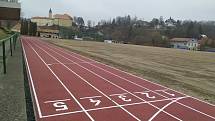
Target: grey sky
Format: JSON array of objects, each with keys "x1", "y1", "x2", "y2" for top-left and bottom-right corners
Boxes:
[{"x1": 20, "y1": 0, "x2": 215, "y2": 22}]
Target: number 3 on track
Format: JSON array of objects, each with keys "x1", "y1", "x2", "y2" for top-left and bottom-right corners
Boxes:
[
  {"x1": 53, "y1": 102, "x2": 68, "y2": 111},
  {"x1": 118, "y1": 95, "x2": 131, "y2": 102}
]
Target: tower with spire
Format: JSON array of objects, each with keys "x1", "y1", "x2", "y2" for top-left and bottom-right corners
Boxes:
[{"x1": 49, "y1": 8, "x2": 52, "y2": 19}]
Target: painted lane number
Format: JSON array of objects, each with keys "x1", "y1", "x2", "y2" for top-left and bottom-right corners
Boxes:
[
  {"x1": 139, "y1": 92, "x2": 156, "y2": 99},
  {"x1": 89, "y1": 99, "x2": 101, "y2": 106},
  {"x1": 53, "y1": 102, "x2": 68, "y2": 111},
  {"x1": 118, "y1": 94, "x2": 132, "y2": 102}
]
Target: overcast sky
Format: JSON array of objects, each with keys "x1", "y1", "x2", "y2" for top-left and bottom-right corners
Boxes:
[{"x1": 20, "y1": 0, "x2": 215, "y2": 23}]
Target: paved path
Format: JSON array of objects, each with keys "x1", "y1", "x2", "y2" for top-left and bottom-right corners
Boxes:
[{"x1": 0, "y1": 39, "x2": 27, "y2": 121}]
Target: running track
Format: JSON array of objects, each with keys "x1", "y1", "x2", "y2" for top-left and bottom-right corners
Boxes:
[{"x1": 21, "y1": 36, "x2": 215, "y2": 121}]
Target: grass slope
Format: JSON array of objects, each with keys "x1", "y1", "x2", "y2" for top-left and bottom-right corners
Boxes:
[
  {"x1": 44, "y1": 38, "x2": 215, "y2": 104},
  {"x1": 0, "y1": 29, "x2": 9, "y2": 40}
]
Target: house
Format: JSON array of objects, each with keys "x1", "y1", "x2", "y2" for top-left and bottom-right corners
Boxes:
[
  {"x1": 37, "y1": 25, "x2": 59, "y2": 39},
  {"x1": 170, "y1": 38, "x2": 200, "y2": 51},
  {"x1": 74, "y1": 35, "x2": 83, "y2": 40},
  {"x1": 31, "y1": 8, "x2": 74, "y2": 28},
  {"x1": 133, "y1": 20, "x2": 150, "y2": 27},
  {"x1": 165, "y1": 17, "x2": 176, "y2": 27},
  {"x1": 104, "y1": 40, "x2": 112, "y2": 44},
  {"x1": 31, "y1": 8, "x2": 74, "y2": 39}
]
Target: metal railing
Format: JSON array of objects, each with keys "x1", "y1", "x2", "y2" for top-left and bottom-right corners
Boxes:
[{"x1": 0, "y1": 33, "x2": 19, "y2": 74}]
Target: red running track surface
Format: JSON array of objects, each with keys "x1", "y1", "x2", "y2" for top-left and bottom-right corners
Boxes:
[{"x1": 21, "y1": 36, "x2": 215, "y2": 121}]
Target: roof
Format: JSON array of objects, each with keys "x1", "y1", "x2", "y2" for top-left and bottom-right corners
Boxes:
[
  {"x1": 37, "y1": 25, "x2": 59, "y2": 33},
  {"x1": 53, "y1": 14, "x2": 73, "y2": 20},
  {"x1": 170, "y1": 38, "x2": 194, "y2": 42},
  {"x1": 49, "y1": 8, "x2": 52, "y2": 13},
  {"x1": 31, "y1": 16, "x2": 50, "y2": 19}
]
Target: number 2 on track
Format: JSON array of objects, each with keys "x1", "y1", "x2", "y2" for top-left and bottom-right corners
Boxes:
[{"x1": 89, "y1": 99, "x2": 101, "y2": 106}]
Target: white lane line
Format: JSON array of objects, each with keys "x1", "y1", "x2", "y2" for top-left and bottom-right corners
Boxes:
[
  {"x1": 35, "y1": 40, "x2": 183, "y2": 121},
  {"x1": 42, "y1": 110, "x2": 84, "y2": 118},
  {"x1": 80, "y1": 96, "x2": 102, "y2": 100},
  {"x1": 154, "y1": 89, "x2": 169, "y2": 92},
  {"x1": 109, "y1": 93, "x2": 128, "y2": 96},
  {"x1": 26, "y1": 40, "x2": 95, "y2": 121},
  {"x1": 43, "y1": 96, "x2": 186, "y2": 118},
  {"x1": 177, "y1": 102, "x2": 215, "y2": 120},
  {"x1": 21, "y1": 39, "x2": 43, "y2": 118},
  {"x1": 32, "y1": 41, "x2": 141, "y2": 121},
  {"x1": 148, "y1": 96, "x2": 187, "y2": 121},
  {"x1": 47, "y1": 63, "x2": 59, "y2": 66},
  {"x1": 133, "y1": 91, "x2": 150, "y2": 93},
  {"x1": 47, "y1": 62, "x2": 98, "y2": 66},
  {"x1": 44, "y1": 99, "x2": 71, "y2": 103},
  {"x1": 45, "y1": 43, "x2": 215, "y2": 119}
]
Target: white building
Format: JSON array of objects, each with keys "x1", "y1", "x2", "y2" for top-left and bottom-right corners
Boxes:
[
  {"x1": 104, "y1": 40, "x2": 112, "y2": 44},
  {"x1": 31, "y1": 9, "x2": 74, "y2": 27},
  {"x1": 74, "y1": 35, "x2": 83, "y2": 40},
  {"x1": 170, "y1": 38, "x2": 200, "y2": 51}
]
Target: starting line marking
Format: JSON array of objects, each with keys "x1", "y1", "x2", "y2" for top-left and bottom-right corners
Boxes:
[
  {"x1": 80, "y1": 96, "x2": 102, "y2": 100},
  {"x1": 109, "y1": 93, "x2": 128, "y2": 96},
  {"x1": 44, "y1": 99, "x2": 71, "y2": 103},
  {"x1": 47, "y1": 62, "x2": 97, "y2": 66},
  {"x1": 41, "y1": 96, "x2": 188, "y2": 118}
]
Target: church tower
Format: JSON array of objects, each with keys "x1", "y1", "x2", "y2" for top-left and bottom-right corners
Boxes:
[{"x1": 49, "y1": 8, "x2": 52, "y2": 18}]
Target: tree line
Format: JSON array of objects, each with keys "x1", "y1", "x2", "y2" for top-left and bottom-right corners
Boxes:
[
  {"x1": 20, "y1": 19, "x2": 37, "y2": 36},
  {"x1": 78, "y1": 16, "x2": 215, "y2": 48}
]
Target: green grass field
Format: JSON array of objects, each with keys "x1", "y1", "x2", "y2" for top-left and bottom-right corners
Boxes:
[{"x1": 44, "y1": 38, "x2": 215, "y2": 104}]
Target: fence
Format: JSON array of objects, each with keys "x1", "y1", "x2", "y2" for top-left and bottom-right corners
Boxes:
[{"x1": 0, "y1": 33, "x2": 19, "y2": 74}]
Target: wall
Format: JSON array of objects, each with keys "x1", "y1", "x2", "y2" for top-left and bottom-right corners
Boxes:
[
  {"x1": 31, "y1": 18, "x2": 54, "y2": 26},
  {"x1": 53, "y1": 18, "x2": 72, "y2": 27},
  {"x1": 170, "y1": 42, "x2": 187, "y2": 49},
  {"x1": 0, "y1": 0, "x2": 20, "y2": 20}
]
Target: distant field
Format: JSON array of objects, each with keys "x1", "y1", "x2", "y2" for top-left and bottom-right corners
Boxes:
[{"x1": 44, "y1": 38, "x2": 215, "y2": 104}]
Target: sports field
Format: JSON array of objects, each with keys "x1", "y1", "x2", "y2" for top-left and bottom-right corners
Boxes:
[{"x1": 22, "y1": 36, "x2": 215, "y2": 121}]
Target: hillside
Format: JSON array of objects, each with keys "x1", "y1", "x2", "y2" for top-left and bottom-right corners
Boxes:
[{"x1": 44, "y1": 38, "x2": 215, "y2": 104}]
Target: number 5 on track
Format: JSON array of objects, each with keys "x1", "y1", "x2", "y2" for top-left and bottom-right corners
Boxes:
[{"x1": 53, "y1": 102, "x2": 68, "y2": 111}]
